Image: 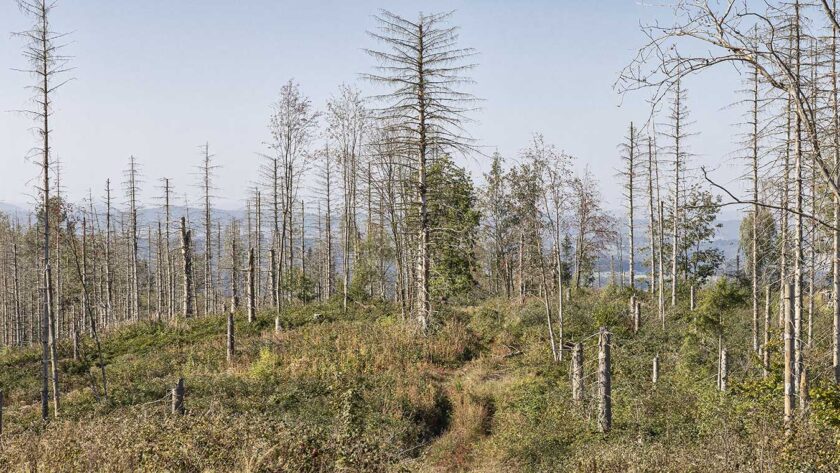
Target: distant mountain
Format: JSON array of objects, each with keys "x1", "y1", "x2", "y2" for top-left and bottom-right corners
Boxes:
[
  {"x1": 597, "y1": 215, "x2": 744, "y2": 275},
  {"x1": 0, "y1": 202, "x2": 31, "y2": 220}
]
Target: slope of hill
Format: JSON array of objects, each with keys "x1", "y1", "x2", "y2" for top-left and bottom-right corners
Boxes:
[{"x1": 1, "y1": 286, "x2": 837, "y2": 471}]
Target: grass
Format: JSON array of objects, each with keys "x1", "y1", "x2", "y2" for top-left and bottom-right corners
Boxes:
[{"x1": 0, "y1": 283, "x2": 839, "y2": 471}]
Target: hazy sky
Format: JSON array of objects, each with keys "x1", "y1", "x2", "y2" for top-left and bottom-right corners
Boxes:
[{"x1": 0, "y1": 1, "x2": 746, "y2": 212}]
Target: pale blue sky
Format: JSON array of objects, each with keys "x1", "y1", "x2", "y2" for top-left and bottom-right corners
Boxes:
[{"x1": 0, "y1": 1, "x2": 744, "y2": 211}]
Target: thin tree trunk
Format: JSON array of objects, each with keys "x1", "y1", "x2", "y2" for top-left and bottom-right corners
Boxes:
[{"x1": 181, "y1": 217, "x2": 193, "y2": 318}]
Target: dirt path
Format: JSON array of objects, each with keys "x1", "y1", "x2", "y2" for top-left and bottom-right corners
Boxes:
[{"x1": 409, "y1": 330, "x2": 523, "y2": 472}]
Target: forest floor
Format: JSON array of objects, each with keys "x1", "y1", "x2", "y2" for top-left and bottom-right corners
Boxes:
[{"x1": 0, "y1": 284, "x2": 839, "y2": 472}]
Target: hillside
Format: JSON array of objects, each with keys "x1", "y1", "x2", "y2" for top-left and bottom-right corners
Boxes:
[{"x1": 1, "y1": 285, "x2": 838, "y2": 472}]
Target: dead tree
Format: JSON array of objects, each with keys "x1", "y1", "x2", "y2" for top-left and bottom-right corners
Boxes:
[
  {"x1": 199, "y1": 143, "x2": 217, "y2": 317},
  {"x1": 247, "y1": 247, "x2": 256, "y2": 323},
  {"x1": 652, "y1": 355, "x2": 660, "y2": 384},
  {"x1": 162, "y1": 178, "x2": 175, "y2": 319},
  {"x1": 103, "y1": 179, "x2": 114, "y2": 325},
  {"x1": 764, "y1": 286, "x2": 771, "y2": 378},
  {"x1": 327, "y1": 85, "x2": 366, "y2": 313},
  {"x1": 230, "y1": 221, "x2": 240, "y2": 312},
  {"x1": 598, "y1": 327, "x2": 612, "y2": 433},
  {"x1": 572, "y1": 342, "x2": 583, "y2": 402},
  {"x1": 269, "y1": 248, "x2": 278, "y2": 320},
  {"x1": 172, "y1": 378, "x2": 185, "y2": 415},
  {"x1": 784, "y1": 283, "x2": 795, "y2": 431},
  {"x1": 365, "y1": 10, "x2": 478, "y2": 331},
  {"x1": 646, "y1": 138, "x2": 657, "y2": 295},
  {"x1": 226, "y1": 309, "x2": 234, "y2": 363},
  {"x1": 620, "y1": 122, "x2": 638, "y2": 291},
  {"x1": 14, "y1": 0, "x2": 71, "y2": 420},
  {"x1": 125, "y1": 156, "x2": 141, "y2": 321},
  {"x1": 267, "y1": 80, "x2": 318, "y2": 307},
  {"x1": 835, "y1": 0, "x2": 840, "y2": 383},
  {"x1": 180, "y1": 217, "x2": 193, "y2": 318}
]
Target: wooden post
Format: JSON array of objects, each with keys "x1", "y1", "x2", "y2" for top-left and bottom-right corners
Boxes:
[
  {"x1": 719, "y1": 347, "x2": 728, "y2": 392},
  {"x1": 172, "y1": 377, "x2": 185, "y2": 415},
  {"x1": 784, "y1": 283, "x2": 795, "y2": 432},
  {"x1": 247, "y1": 248, "x2": 256, "y2": 323},
  {"x1": 652, "y1": 355, "x2": 659, "y2": 384},
  {"x1": 598, "y1": 327, "x2": 611, "y2": 433},
  {"x1": 633, "y1": 301, "x2": 641, "y2": 334},
  {"x1": 572, "y1": 343, "x2": 583, "y2": 402},
  {"x1": 226, "y1": 309, "x2": 234, "y2": 363},
  {"x1": 0, "y1": 390, "x2": 4, "y2": 436},
  {"x1": 690, "y1": 285, "x2": 695, "y2": 311}
]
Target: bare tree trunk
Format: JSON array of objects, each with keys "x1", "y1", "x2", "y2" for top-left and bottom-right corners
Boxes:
[
  {"x1": 156, "y1": 222, "x2": 164, "y2": 318},
  {"x1": 325, "y1": 153, "x2": 334, "y2": 299},
  {"x1": 598, "y1": 327, "x2": 611, "y2": 433},
  {"x1": 764, "y1": 286, "x2": 771, "y2": 378},
  {"x1": 658, "y1": 201, "x2": 665, "y2": 327},
  {"x1": 627, "y1": 122, "x2": 636, "y2": 291},
  {"x1": 104, "y1": 179, "x2": 114, "y2": 327},
  {"x1": 571, "y1": 343, "x2": 583, "y2": 402},
  {"x1": 671, "y1": 79, "x2": 682, "y2": 307},
  {"x1": 180, "y1": 217, "x2": 193, "y2": 318},
  {"x1": 652, "y1": 355, "x2": 660, "y2": 384},
  {"x1": 172, "y1": 378, "x2": 184, "y2": 415},
  {"x1": 751, "y1": 65, "x2": 761, "y2": 354},
  {"x1": 300, "y1": 200, "x2": 306, "y2": 302},
  {"x1": 793, "y1": 0, "x2": 804, "y2": 396},
  {"x1": 647, "y1": 138, "x2": 656, "y2": 295},
  {"x1": 226, "y1": 309, "x2": 234, "y2": 363},
  {"x1": 231, "y1": 221, "x2": 240, "y2": 312},
  {"x1": 127, "y1": 156, "x2": 140, "y2": 322},
  {"x1": 255, "y1": 189, "x2": 262, "y2": 311},
  {"x1": 203, "y1": 143, "x2": 214, "y2": 318},
  {"x1": 46, "y1": 266, "x2": 60, "y2": 417},
  {"x1": 784, "y1": 283, "x2": 795, "y2": 432},
  {"x1": 247, "y1": 247, "x2": 255, "y2": 323},
  {"x1": 164, "y1": 178, "x2": 174, "y2": 319},
  {"x1": 834, "y1": 0, "x2": 840, "y2": 384},
  {"x1": 270, "y1": 248, "x2": 278, "y2": 319}
]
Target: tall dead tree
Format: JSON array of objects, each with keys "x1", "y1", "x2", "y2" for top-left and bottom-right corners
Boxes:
[
  {"x1": 230, "y1": 221, "x2": 240, "y2": 312},
  {"x1": 104, "y1": 179, "x2": 114, "y2": 326},
  {"x1": 365, "y1": 10, "x2": 478, "y2": 331},
  {"x1": 792, "y1": 0, "x2": 804, "y2": 395},
  {"x1": 162, "y1": 178, "x2": 174, "y2": 319},
  {"x1": 15, "y1": 0, "x2": 71, "y2": 420},
  {"x1": 199, "y1": 143, "x2": 217, "y2": 317},
  {"x1": 327, "y1": 85, "x2": 366, "y2": 312},
  {"x1": 180, "y1": 217, "x2": 193, "y2": 318},
  {"x1": 125, "y1": 156, "x2": 141, "y2": 322},
  {"x1": 646, "y1": 137, "x2": 657, "y2": 295},
  {"x1": 247, "y1": 247, "x2": 255, "y2": 323},
  {"x1": 834, "y1": 0, "x2": 840, "y2": 384},
  {"x1": 662, "y1": 77, "x2": 691, "y2": 307},
  {"x1": 254, "y1": 188, "x2": 262, "y2": 311},
  {"x1": 784, "y1": 283, "x2": 795, "y2": 430},
  {"x1": 748, "y1": 65, "x2": 762, "y2": 354},
  {"x1": 267, "y1": 80, "x2": 319, "y2": 307},
  {"x1": 598, "y1": 327, "x2": 612, "y2": 433},
  {"x1": 620, "y1": 122, "x2": 638, "y2": 291},
  {"x1": 321, "y1": 145, "x2": 335, "y2": 300}
]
